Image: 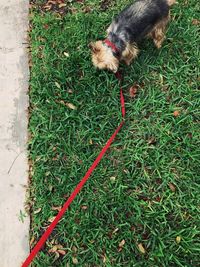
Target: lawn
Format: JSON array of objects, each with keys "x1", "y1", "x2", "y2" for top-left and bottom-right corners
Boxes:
[{"x1": 29, "y1": 0, "x2": 200, "y2": 266}]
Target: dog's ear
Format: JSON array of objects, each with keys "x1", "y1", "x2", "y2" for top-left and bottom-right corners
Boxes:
[{"x1": 89, "y1": 42, "x2": 100, "y2": 53}]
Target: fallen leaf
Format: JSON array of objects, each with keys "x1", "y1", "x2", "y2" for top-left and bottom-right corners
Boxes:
[
  {"x1": 89, "y1": 139, "x2": 93, "y2": 145},
  {"x1": 66, "y1": 102, "x2": 77, "y2": 110},
  {"x1": 192, "y1": 19, "x2": 200, "y2": 25},
  {"x1": 52, "y1": 206, "x2": 62, "y2": 211},
  {"x1": 55, "y1": 82, "x2": 61, "y2": 89},
  {"x1": 81, "y1": 205, "x2": 88, "y2": 210},
  {"x1": 68, "y1": 89, "x2": 73, "y2": 94},
  {"x1": 34, "y1": 208, "x2": 42, "y2": 214},
  {"x1": 168, "y1": 183, "x2": 176, "y2": 192},
  {"x1": 119, "y1": 239, "x2": 125, "y2": 248},
  {"x1": 176, "y1": 236, "x2": 181, "y2": 243},
  {"x1": 83, "y1": 6, "x2": 92, "y2": 13},
  {"x1": 148, "y1": 137, "x2": 156, "y2": 145},
  {"x1": 173, "y1": 110, "x2": 180, "y2": 117},
  {"x1": 112, "y1": 228, "x2": 119, "y2": 234},
  {"x1": 129, "y1": 85, "x2": 138, "y2": 98},
  {"x1": 72, "y1": 246, "x2": 77, "y2": 253},
  {"x1": 57, "y1": 249, "x2": 66, "y2": 255},
  {"x1": 102, "y1": 254, "x2": 106, "y2": 263},
  {"x1": 110, "y1": 176, "x2": 116, "y2": 182},
  {"x1": 154, "y1": 196, "x2": 161, "y2": 202},
  {"x1": 30, "y1": 236, "x2": 35, "y2": 246},
  {"x1": 48, "y1": 216, "x2": 56, "y2": 223},
  {"x1": 48, "y1": 244, "x2": 63, "y2": 253},
  {"x1": 43, "y1": 24, "x2": 49, "y2": 29},
  {"x1": 72, "y1": 257, "x2": 78, "y2": 264},
  {"x1": 59, "y1": 3, "x2": 67, "y2": 8},
  {"x1": 64, "y1": 52, "x2": 70, "y2": 57},
  {"x1": 138, "y1": 243, "x2": 146, "y2": 254}
]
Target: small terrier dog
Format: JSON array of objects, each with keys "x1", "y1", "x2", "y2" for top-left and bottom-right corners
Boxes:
[{"x1": 90, "y1": 0, "x2": 175, "y2": 73}]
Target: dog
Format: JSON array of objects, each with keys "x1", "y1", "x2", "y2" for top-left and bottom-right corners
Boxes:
[{"x1": 89, "y1": 0, "x2": 175, "y2": 73}]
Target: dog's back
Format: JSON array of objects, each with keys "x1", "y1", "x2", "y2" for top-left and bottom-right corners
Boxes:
[{"x1": 111, "y1": 0, "x2": 170, "y2": 43}]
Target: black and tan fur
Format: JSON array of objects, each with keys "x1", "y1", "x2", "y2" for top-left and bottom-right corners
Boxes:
[{"x1": 90, "y1": 0, "x2": 175, "y2": 72}]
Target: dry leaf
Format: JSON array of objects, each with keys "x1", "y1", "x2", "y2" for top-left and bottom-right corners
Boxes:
[
  {"x1": 72, "y1": 246, "x2": 77, "y2": 253},
  {"x1": 64, "y1": 52, "x2": 70, "y2": 57},
  {"x1": 48, "y1": 216, "x2": 56, "y2": 223},
  {"x1": 112, "y1": 228, "x2": 119, "y2": 234},
  {"x1": 49, "y1": 244, "x2": 63, "y2": 253},
  {"x1": 129, "y1": 85, "x2": 138, "y2": 98},
  {"x1": 119, "y1": 239, "x2": 125, "y2": 248},
  {"x1": 72, "y1": 257, "x2": 78, "y2": 264},
  {"x1": 34, "y1": 208, "x2": 42, "y2": 214},
  {"x1": 59, "y1": 3, "x2": 67, "y2": 8},
  {"x1": 102, "y1": 254, "x2": 106, "y2": 263},
  {"x1": 192, "y1": 19, "x2": 200, "y2": 25},
  {"x1": 173, "y1": 110, "x2": 180, "y2": 117},
  {"x1": 68, "y1": 89, "x2": 73, "y2": 94},
  {"x1": 89, "y1": 139, "x2": 93, "y2": 145},
  {"x1": 57, "y1": 249, "x2": 66, "y2": 255},
  {"x1": 30, "y1": 236, "x2": 35, "y2": 246},
  {"x1": 138, "y1": 243, "x2": 146, "y2": 254},
  {"x1": 83, "y1": 6, "x2": 92, "y2": 13},
  {"x1": 66, "y1": 102, "x2": 77, "y2": 110},
  {"x1": 110, "y1": 176, "x2": 116, "y2": 182},
  {"x1": 55, "y1": 82, "x2": 61, "y2": 89},
  {"x1": 148, "y1": 137, "x2": 156, "y2": 145},
  {"x1": 81, "y1": 205, "x2": 88, "y2": 210},
  {"x1": 168, "y1": 183, "x2": 176, "y2": 192},
  {"x1": 176, "y1": 236, "x2": 181, "y2": 243},
  {"x1": 43, "y1": 24, "x2": 49, "y2": 29},
  {"x1": 52, "y1": 206, "x2": 62, "y2": 211}
]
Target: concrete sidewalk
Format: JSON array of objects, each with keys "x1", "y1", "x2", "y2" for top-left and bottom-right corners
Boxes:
[{"x1": 0, "y1": 1, "x2": 29, "y2": 266}]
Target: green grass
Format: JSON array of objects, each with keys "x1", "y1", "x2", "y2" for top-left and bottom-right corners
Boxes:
[{"x1": 29, "y1": 0, "x2": 200, "y2": 266}]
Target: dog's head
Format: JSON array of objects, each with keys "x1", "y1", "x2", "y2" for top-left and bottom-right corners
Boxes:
[{"x1": 89, "y1": 41, "x2": 119, "y2": 73}]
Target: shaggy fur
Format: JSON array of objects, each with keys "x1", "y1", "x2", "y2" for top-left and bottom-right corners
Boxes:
[{"x1": 90, "y1": 0, "x2": 175, "y2": 72}]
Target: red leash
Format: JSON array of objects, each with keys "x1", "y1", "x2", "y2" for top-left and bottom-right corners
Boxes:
[{"x1": 22, "y1": 72, "x2": 125, "y2": 267}]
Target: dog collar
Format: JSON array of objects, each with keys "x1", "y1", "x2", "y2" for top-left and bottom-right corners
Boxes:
[{"x1": 103, "y1": 39, "x2": 120, "y2": 58}]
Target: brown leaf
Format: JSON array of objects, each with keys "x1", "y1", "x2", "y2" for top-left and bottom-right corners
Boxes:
[
  {"x1": 192, "y1": 19, "x2": 200, "y2": 25},
  {"x1": 148, "y1": 137, "x2": 156, "y2": 145},
  {"x1": 52, "y1": 206, "x2": 62, "y2": 211},
  {"x1": 64, "y1": 52, "x2": 69, "y2": 57},
  {"x1": 110, "y1": 176, "x2": 116, "y2": 182},
  {"x1": 57, "y1": 249, "x2": 66, "y2": 255},
  {"x1": 48, "y1": 244, "x2": 63, "y2": 253},
  {"x1": 66, "y1": 102, "x2": 77, "y2": 110},
  {"x1": 68, "y1": 89, "x2": 73, "y2": 94},
  {"x1": 169, "y1": 183, "x2": 176, "y2": 192},
  {"x1": 55, "y1": 81, "x2": 61, "y2": 89},
  {"x1": 173, "y1": 110, "x2": 180, "y2": 117},
  {"x1": 129, "y1": 84, "x2": 139, "y2": 98},
  {"x1": 138, "y1": 243, "x2": 146, "y2": 254},
  {"x1": 43, "y1": 24, "x2": 49, "y2": 29},
  {"x1": 81, "y1": 205, "x2": 88, "y2": 210},
  {"x1": 30, "y1": 236, "x2": 35, "y2": 246},
  {"x1": 83, "y1": 6, "x2": 92, "y2": 13},
  {"x1": 59, "y1": 3, "x2": 67, "y2": 8},
  {"x1": 118, "y1": 239, "x2": 125, "y2": 248},
  {"x1": 72, "y1": 257, "x2": 78, "y2": 264},
  {"x1": 112, "y1": 227, "x2": 119, "y2": 234},
  {"x1": 34, "y1": 208, "x2": 42, "y2": 214},
  {"x1": 48, "y1": 216, "x2": 56, "y2": 223},
  {"x1": 72, "y1": 245, "x2": 77, "y2": 253}
]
